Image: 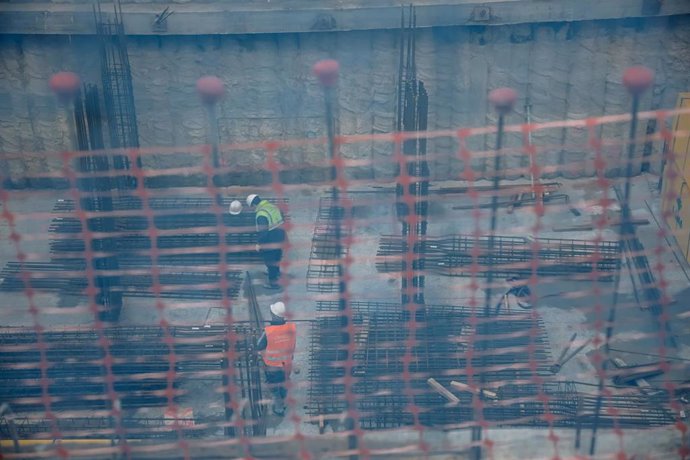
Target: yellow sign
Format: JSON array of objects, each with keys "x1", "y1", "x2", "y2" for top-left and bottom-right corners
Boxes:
[{"x1": 662, "y1": 93, "x2": 690, "y2": 261}]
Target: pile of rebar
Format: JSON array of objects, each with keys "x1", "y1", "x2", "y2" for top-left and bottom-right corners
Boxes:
[
  {"x1": 308, "y1": 301, "x2": 553, "y2": 429},
  {"x1": 0, "y1": 325, "x2": 260, "y2": 416},
  {"x1": 307, "y1": 301, "x2": 673, "y2": 430},
  {"x1": 49, "y1": 196, "x2": 285, "y2": 265},
  {"x1": 306, "y1": 195, "x2": 350, "y2": 292},
  {"x1": 376, "y1": 234, "x2": 620, "y2": 280},
  {"x1": 0, "y1": 261, "x2": 242, "y2": 300},
  {"x1": 0, "y1": 416, "x2": 205, "y2": 440},
  {"x1": 0, "y1": 197, "x2": 289, "y2": 302}
]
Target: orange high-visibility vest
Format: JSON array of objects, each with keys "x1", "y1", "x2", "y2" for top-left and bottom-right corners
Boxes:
[{"x1": 263, "y1": 323, "x2": 296, "y2": 368}]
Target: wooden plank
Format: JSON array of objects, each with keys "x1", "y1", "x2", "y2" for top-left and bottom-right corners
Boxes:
[
  {"x1": 427, "y1": 378, "x2": 460, "y2": 404},
  {"x1": 318, "y1": 415, "x2": 326, "y2": 434},
  {"x1": 450, "y1": 381, "x2": 498, "y2": 400},
  {"x1": 611, "y1": 356, "x2": 651, "y2": 388}
]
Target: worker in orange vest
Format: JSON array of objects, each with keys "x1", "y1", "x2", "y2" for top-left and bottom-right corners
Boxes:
[{"x1": 257, "y1": 301, "x2": 296, "y2": 416}]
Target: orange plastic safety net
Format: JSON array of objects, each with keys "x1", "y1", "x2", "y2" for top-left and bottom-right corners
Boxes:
[{"x1": 0, "y1": 71, "x2": 689, "y2": 460}]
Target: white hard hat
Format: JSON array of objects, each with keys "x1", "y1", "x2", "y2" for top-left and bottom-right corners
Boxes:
[
  {"x1": 228, "y1": 200, "x2": 242, "y2": 215},
  {"x1": 270, "y1": 301, "x2": 286, "y2": 318},
  {"x1": 246, "y1": 194, "x2": 259, "y2": 207}
]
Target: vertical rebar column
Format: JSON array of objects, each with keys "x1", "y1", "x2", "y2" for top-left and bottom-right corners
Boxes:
[
  {"x1": 395, "y1": 6, "x2": 429, "y2": 310},
  {"x1": 313, "y1": 59, "x2": 358, "y2": 460},
  {"x1": 95, "y1": 0, "x2": 140, "y2": 152},
  {"x1": 50, "y1": 71, "x2": 121, "y2": 448},
  {"x1": 589, "y1": 65, "x2": 654, "y2": 456},
  {"x1": 401, "y1": 89, "x2": 429, "y2": 308},
  {"x1": 51, "y1": 71, "x2": 123, "y2": 322}
]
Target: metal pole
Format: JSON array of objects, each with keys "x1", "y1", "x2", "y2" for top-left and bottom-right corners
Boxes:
[
  {"x1": 525, "y1": 101, "x2": 535, "y2": 192},
  {"x1": 484, "y1": 88, "x2": 517, "y2": 318},
  {"x1": 197, "y1": 76, "x2": 225, "y2": 206},
  {"x1": 221, "y1": 339, "x2": 235, "y2": 438},
  {"x1": 313, "y1": 59, "x2": 357, "y2": 460},
  {"x1": 472, "y1": 88, "x2": 517, "y2": 460},
  {"x1": 206, "y1": 104, "x2": 224, "y2": 207},
  {"x1": 323, "y1": 79, "x2": 344, "y2": 303},
  {"x1": 196, "y1": 75, "x2": 231, "y2": 435},
  {"x1": 206, "y1": 104, "x2": 221, "y2": 170},
  {"x1": 485, "y1": 111, "x2": 504, "y2": 318},
  {"x1": 589, "y1": 65, "x2": 654, "y2": 456}
]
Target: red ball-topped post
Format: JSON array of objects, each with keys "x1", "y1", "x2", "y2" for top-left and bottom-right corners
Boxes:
[
  {"x1": 622, "y1": 66, "x2": 654, "y2": 96},
  {"x1": 196, "y1": 76, "x2": 225, "y2": 105},
  {"x1": 313, "y1": 58, "x2": 358, "y2": 458},
  {"x1": 488, "y1": 87, "x2": 518, "y2": 116},
  {"x1": 622, "y1": 65, "x2": 655, "y2": 267},
  {"x1": 485, "y1": 87, "x2": 518, "y2": 312},
  {"x1": 312, "y1": 59, "x2": 340, "y2": 187},
  {"x1": 312, "y1": 59, "x2": 339, "y2": 88},
  {"x1": 49, "y1": 71, "x2": 81, "y2": 150},
  {"x1": 196, "y1": 76, "x2": 225, "y2": 170},
  {"x1": 589, "y1": 64, "x2": 656, "y2": 458},
  {"x1": 621, "y1": 65, "x2": 654, "y2": 211},
  {"x1": 49, "y1": 71, "x2": 81, "y2": 104}
]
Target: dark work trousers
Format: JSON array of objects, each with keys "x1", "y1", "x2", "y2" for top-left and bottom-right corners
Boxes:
[
  {"x1": 265, "y1": 367, "x2": 287, "y2": 413},
  {"x1": 260, "y1": 228, "x2": 286, "y2": 284}
]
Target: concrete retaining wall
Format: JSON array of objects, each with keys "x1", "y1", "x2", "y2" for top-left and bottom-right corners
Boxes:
[{"x1": 0, "y1": 15, "x2": 689, "y2": 181}]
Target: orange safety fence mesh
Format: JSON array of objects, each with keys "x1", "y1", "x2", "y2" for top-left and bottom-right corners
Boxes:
[{"x1": 0, "y1": 76, "x2": 690, "y2": 460}]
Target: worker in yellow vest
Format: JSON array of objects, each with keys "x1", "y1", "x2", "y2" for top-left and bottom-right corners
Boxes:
[
  {"x1": 246, "y1": 194, "x2": 286, "y2": 289},
  {"x1": 257, "y1": 301, "x2": 296, "y2": 416}
]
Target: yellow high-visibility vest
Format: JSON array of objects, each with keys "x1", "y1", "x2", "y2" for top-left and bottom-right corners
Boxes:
[{"x1": 255, "y1": 200, "x2": 284, "y2": 231}]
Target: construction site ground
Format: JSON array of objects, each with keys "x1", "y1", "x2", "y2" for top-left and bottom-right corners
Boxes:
[{"x1": 1, "y1": 172, "x2": 689, "y2": 458}]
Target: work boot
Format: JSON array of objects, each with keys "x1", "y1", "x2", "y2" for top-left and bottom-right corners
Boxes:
[
  {"x1": 272, "y1": 400, "x2": 286, "y2": 416},
  {"x1": 263, "y1": 282, "x2": 281, "y2": 290}
]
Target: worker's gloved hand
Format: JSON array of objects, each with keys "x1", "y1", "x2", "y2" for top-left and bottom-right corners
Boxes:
[{"x1": 255, "y1": 244, "x2": 261, "y2": 252}]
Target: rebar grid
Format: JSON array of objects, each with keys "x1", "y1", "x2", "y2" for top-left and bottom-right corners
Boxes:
[
  {"x1": 307, "y1": 301, "x2": 554, "y2": 429},
  {"x1": 377, "y1": 234, "x2": 621, "y2": 279},
  {"x1": 307, "y1": 301, "x2": 677, "y2": 431},
  {"x1": 0, "y1": 197, "x2": 290, "y2": 301},
  {"x1": 306, "y1": 195, "x2": 351, "y2": 292},
  {"x1": 0, "y1": 67, "x2": 687, "y2": 458},
  {"x1": 0, "y1": 324, "x2": 266, "y2": 438}
]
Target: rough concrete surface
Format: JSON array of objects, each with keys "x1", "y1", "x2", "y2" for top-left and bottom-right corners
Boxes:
[
  {"x1": 1, "y1": 173, "x2": 689, "y2": 457},
  {"x1": 1, "y1": 15, "x2": 689, "y2": 181},
  {"x1": 3, "y1": 1, "x2": 690, "y2": 37}
]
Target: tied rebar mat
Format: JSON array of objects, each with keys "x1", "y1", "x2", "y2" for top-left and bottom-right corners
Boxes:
[
  {"x1": 377, "y1": 234, "x2": 621, "y2": 280},
  {"x1": 0, "y1": 324, "x2": 266, "y2": 439},
  {"x1": 0, "y1": 197, "x2": 289, "y2": 301},
  {"x1": 307, "y1": 194, "x2": 351, "y2": 292},
  {"x1": 2, "y1": 61, "x2": 689, "y2": 458},
  {"x1": 307, "y1": 301, "x2": 675, "y2": 430}
]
